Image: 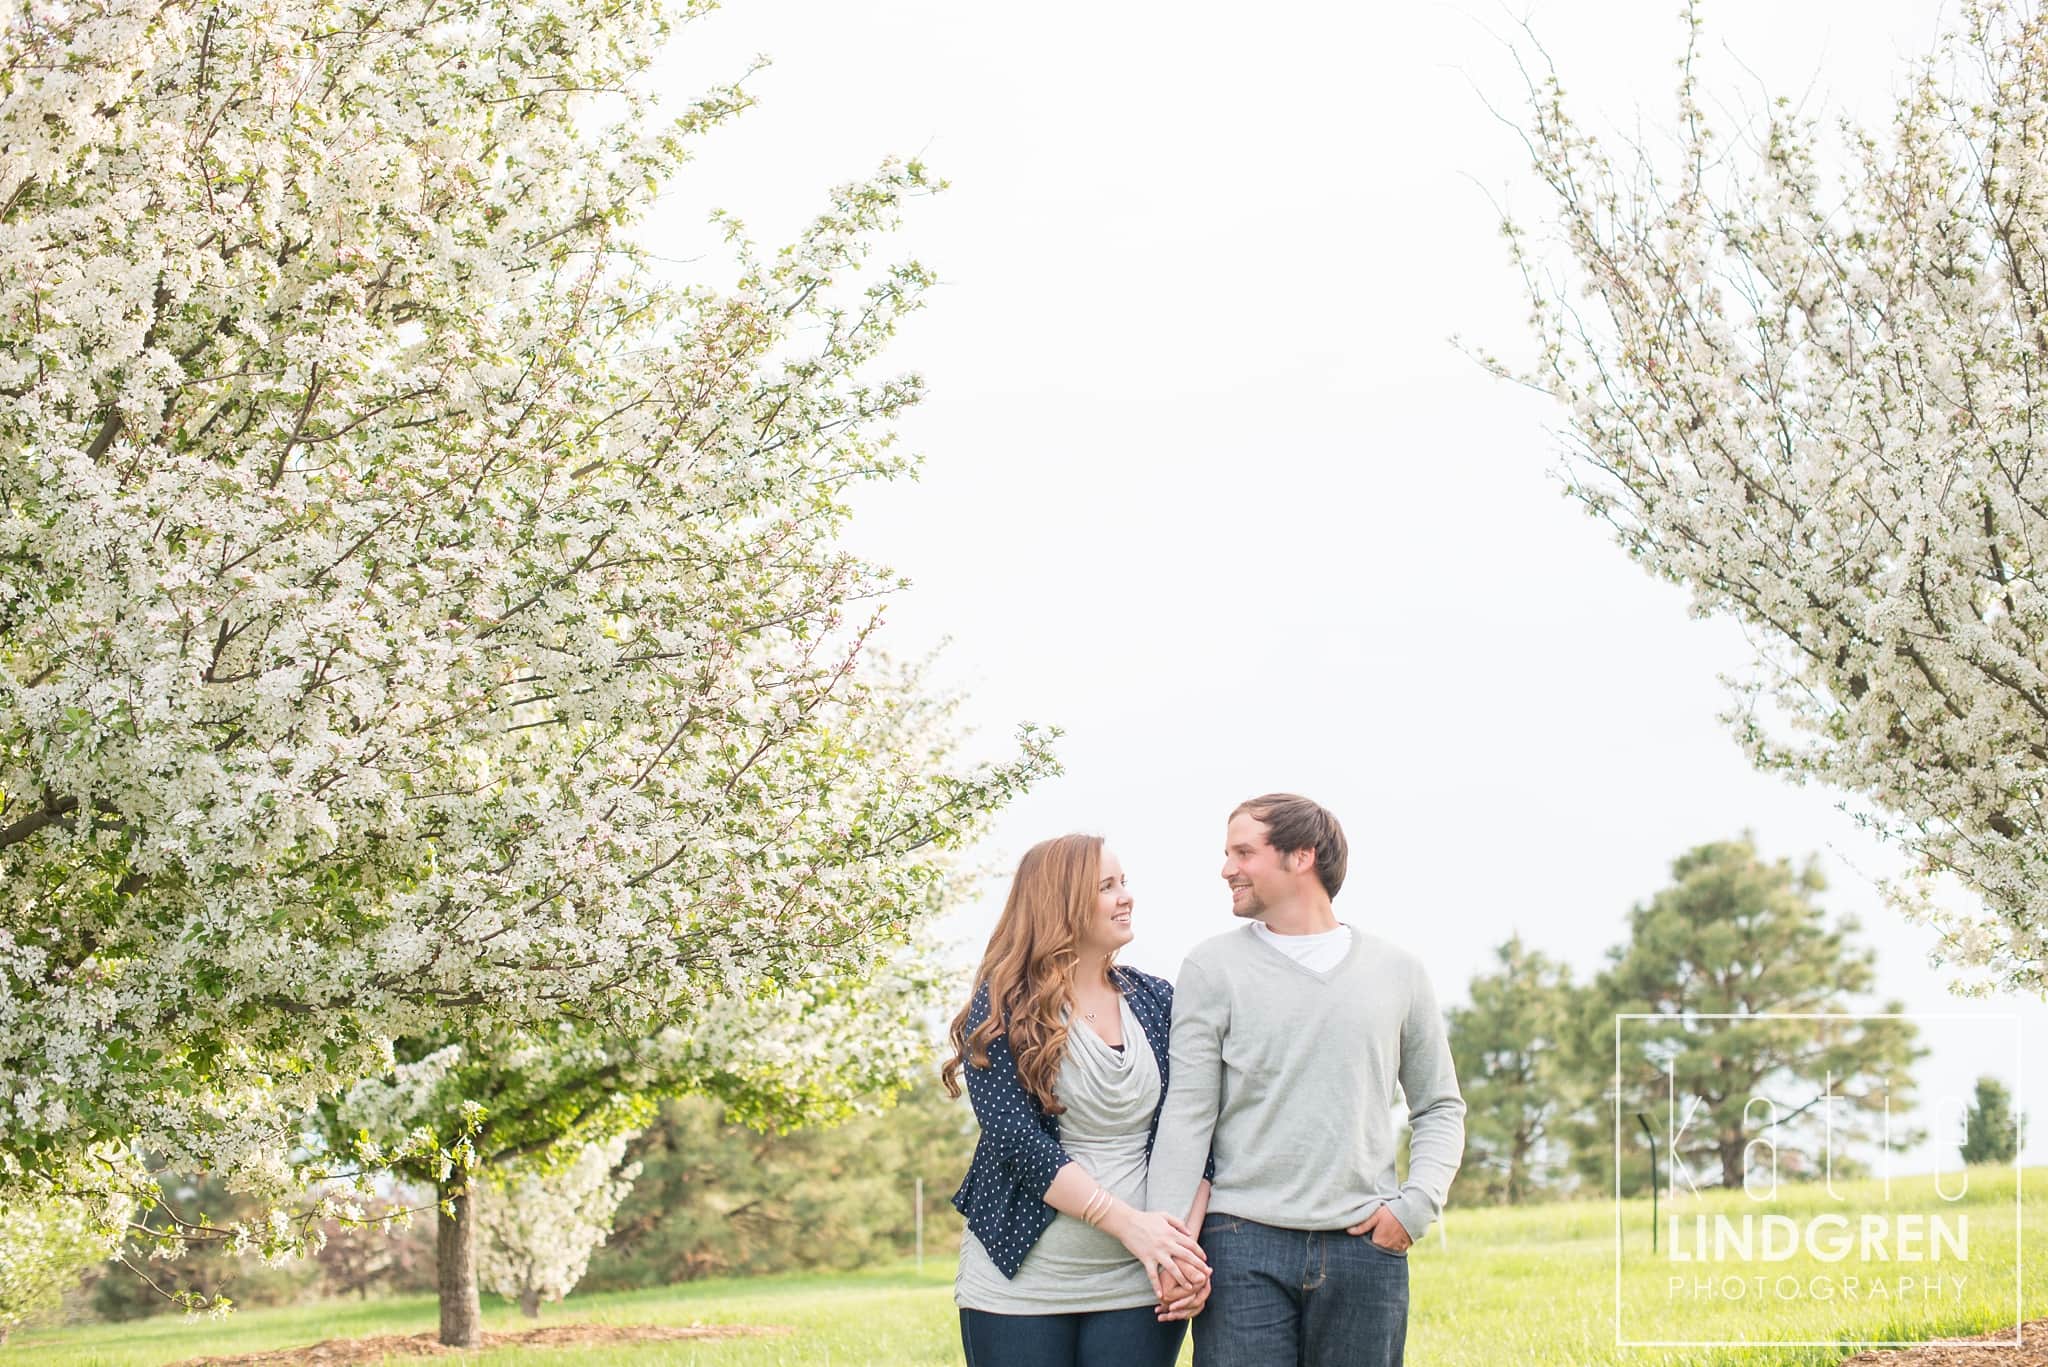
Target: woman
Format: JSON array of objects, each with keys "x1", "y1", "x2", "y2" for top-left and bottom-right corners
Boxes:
[{"x1": 943, "y1": 834, "x2": 1213, "y2": 1367}]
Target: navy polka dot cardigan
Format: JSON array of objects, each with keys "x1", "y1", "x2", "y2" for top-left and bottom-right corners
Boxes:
[{"x1": 949, "y1": 963, "x2": 1211, "y2": 1277}]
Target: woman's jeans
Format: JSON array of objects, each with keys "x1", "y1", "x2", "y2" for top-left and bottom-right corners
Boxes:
[
  {"x1": 1193, "y1": 1212, "x2": 1410, "y2": 1367},
  {"x1": 958, "y1": 1305, "x2": 1187, "y2": 1367}
]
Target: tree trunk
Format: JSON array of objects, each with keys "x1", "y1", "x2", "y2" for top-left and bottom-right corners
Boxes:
[
  {"x1": 1720, "y1": 1139, "x2": 1746, "y2": 1190},
  {"x1": 520, "y1": 1287, "x2": 540, "y2": 1319},
  {"x1": 436, "y1": 1172, "x2": 483, "y2": 1348},
  {"x1": 1508, "y1": 1126, "x2": 1534, "y2": 1205}
]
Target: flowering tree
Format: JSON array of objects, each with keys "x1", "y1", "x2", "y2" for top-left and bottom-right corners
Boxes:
[
  {"x1": 473, "y1": 1132, "x2": 641, "y2": 1319},
  {"x1": 0, "y1": 1193, "x2": 127, "y2": 1344},
  {"x1": 90, "y1": 1163, "x2": 326, "y2": 1320},
  {"x1": 309, "y1": 1192, "x2": 432, "y2": 1301},
  {"x1": 328, "y1": 936, "x2": 952, "y2": 1343},
  {"x1": 0, "y1": 0, "x2": 1050, "y2": 1232},
  {"x1": 1495, "y1": 0, "x2": 2048, "y2": 993}
]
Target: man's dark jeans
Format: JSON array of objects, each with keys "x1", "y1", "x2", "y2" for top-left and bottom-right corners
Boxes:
[{"x1": 1193, "y1": 1212, "x2": 1410, "y2": 1367}]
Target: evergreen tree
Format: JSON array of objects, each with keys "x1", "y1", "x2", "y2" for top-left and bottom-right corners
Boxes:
[
  {"x1": 587, "y1": 1076, "x2": 974, "y2": 1287},
  {"x1": 1960, "y1": 1075, "x2": 2024, "y2": 1167},
  {"x1": 1567, "y1": 838, "x2": 1923, "y2": 1193},
  {"x1": 1446, "y1": 936, "x2": 1580, "y2": 1205}
]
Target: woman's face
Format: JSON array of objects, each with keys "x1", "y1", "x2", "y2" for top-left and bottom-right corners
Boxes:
[{"x1": 1077, "y1": 846, "x2": 1135, "y2": 958}]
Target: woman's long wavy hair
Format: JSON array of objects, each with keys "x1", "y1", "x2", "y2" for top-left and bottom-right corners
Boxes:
[{"x1": 941, "y1": 833, "x2": 1113, "y2": 1116}]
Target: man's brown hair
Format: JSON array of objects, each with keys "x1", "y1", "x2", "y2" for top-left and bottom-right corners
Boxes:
[{"x1": 1231, "y1": 793, "x2": 1348, "y2": 899}]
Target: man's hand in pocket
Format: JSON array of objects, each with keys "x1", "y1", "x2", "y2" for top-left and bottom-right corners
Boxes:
[{"x1": 1346, "y1": 1206, "x2": 1412, "y2": 1253}]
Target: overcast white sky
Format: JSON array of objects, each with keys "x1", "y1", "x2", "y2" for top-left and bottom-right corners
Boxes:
[{"x1": 639, "y1": 0, "x2": 2043, "y2": 1170}]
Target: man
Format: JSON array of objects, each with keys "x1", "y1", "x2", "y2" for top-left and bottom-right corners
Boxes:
[{"x1": 1148, "y1": 793, "x2": 1464, "y2": 1367}]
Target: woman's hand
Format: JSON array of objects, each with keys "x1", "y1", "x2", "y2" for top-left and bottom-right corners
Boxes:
[{"x1": 1102, "y1": 1205, "x2": 1209, "y2": 1302}]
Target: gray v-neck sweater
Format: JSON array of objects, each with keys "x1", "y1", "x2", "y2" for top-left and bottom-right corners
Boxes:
[{"x1": 1147, "y1": 924, "x2": 1466, "y2": 1239}]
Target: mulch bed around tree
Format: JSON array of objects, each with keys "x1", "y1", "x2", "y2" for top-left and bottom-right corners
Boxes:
[
  {"x1": 1838, "y1": 1318, "x2": 2047, "y2": 1366},
  {"x1": 168, "y1": 1321, "x2": 789, "y2": 1365}
]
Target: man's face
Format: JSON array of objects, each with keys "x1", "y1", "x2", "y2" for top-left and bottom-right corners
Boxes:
[{"x1": 1221, "y1": 811, "x2": 1301, "y2": 920}]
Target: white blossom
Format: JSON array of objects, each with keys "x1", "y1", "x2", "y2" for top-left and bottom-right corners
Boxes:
[
  {"x1": 0, "y1": 1184, "x2": 130, "y2": 1339},
  {"x1": 1497, "y1": 0, "x2": 2048, "y2": 994},
  {"x1": 0, "y1": 0, "x2": 1054, "y2": 1216},
  {"x1": 472, "y1": 1133, "x2": 640, "y2": 1314}
]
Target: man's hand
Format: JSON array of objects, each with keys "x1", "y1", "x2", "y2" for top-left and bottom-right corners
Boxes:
[
  {"x1": 1155, "y1": 1263, "x2": 1211, "y2": 1322},
  {"x1": 1346, "y1": 1205, "x2": 1412, "y2": 1253},
  {"x1": 1102, "y1": 1206, "x2": 1210, "y2": 1303}
]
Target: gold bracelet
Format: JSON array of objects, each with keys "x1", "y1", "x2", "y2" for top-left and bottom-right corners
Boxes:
[{"x1": 1083, "y1": 1189, "x2": 1113, "y2": 1227}]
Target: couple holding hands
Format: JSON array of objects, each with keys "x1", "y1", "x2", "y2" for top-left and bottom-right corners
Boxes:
[{"x1": 943, "y1": 794, "x2": 1467, "y2": 1367}]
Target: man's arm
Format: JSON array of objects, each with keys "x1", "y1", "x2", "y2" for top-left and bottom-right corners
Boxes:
[
  {"x1": 1382, "y1": 960, "x2": 1466, "y2": 1241},
  {"x1": 1148, "y1": 956, "x2": 1226, "y2": 1224}
]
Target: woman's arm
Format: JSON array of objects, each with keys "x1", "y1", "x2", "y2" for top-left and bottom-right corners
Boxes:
[
  {"x1": 956, "y1": 987, "x2": 1073, "y2": 1195},
  {"x1": 1041, "y1": 1163, "x2": 1207, "y2": 1299},
  {"x1": 958, "y1": 987, "x2": 1206, "y2": 1294}
]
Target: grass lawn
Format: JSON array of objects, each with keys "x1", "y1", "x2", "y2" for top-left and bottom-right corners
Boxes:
[
  {"x1": 11, "y1": 1166, "x2": 2045, "y2": 1366},
  {"x1": 9, "y1": 1264, "x2": 968, "y2": 1367}
]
